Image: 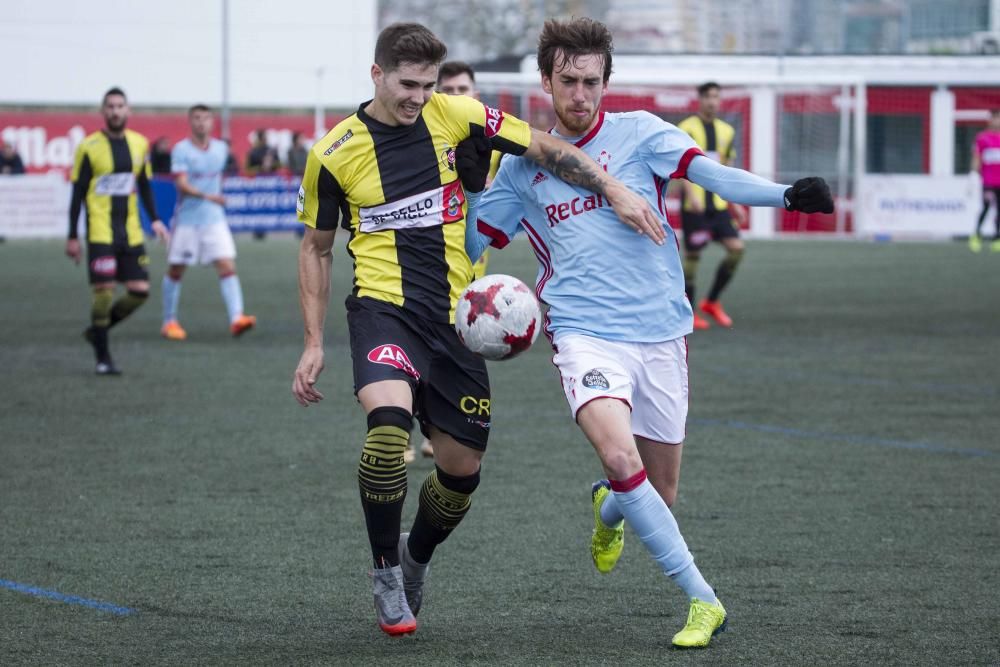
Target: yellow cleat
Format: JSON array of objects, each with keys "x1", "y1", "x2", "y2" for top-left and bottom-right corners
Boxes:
[
  {"x1": 991, "y1": 238, "x2": 1000, "y2": 253},
  {"x1": 969, "y1": 235, "x2": 982, "y2": 253},
  {"x1": 672, "y1": 597, "x2": 727, "y2": 649},
  {"x1": 160, "y1": 320, "x2": 187, "y2": 341},
  {"x1": 590, "y1": 480, "x2": 624, "y2": 573}
]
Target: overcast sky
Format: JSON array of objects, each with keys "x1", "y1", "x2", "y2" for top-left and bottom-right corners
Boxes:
[{"x1": 0, "y1": 0, "x2": 377, "y2": 110}]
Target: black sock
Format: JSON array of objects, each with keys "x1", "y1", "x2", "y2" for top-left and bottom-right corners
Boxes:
[
  {"x1": 407, "y1": 465, "x2": 481, "y2": 565},
  {"x1": 358, "y1": 407, "x2": 412, "y2": 567}
]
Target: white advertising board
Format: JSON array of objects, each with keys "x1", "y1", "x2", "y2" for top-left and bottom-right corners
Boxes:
[
  {"x1": 0, "y1": 175, "x2": 71, "y2": 239},
  {"x1": 857, "y1": 174, "x2": 980, "y2": 239}
]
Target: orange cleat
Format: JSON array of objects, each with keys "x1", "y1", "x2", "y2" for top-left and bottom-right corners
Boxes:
[
  {"x1": 693, "y1": 312, "x2": 711, "y2": 330},
  {"x1": 161, "y1": 320, "x2": 187, "y2": 341},
  {"x1": 700, "y1": 300, "x2": 733, "y2": 328},
  {"x1": 230, "y1": 314, "x2": 257, "y2": 337}
]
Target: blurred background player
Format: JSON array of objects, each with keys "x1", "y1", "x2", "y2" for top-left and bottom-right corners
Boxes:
[
  {"x1": 970, "y1": 109, "x2": 1000, "y2": 252},
  {"x1": 160, "y1": 104, "x2": 256, "y2": 340},
  {"x1": 678, "y1": 82, "x2": 748, "y2": 329},
  {"x1": 465, "y1": 17, "x2": 833, "y2": 649},
  {"x1": 65, "y1": 87, "x2": 169, "y2": 375},
  {"x1": 409, "y1": 60, "x2": 500, "y2": 462}
]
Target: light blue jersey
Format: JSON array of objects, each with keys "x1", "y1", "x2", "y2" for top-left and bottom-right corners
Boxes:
[
  {"x1": 477, "y1": 110, "x2": 704, "y2": 345},
  {"x1": 171, "y1": 138, "x2": 228, "y2": 226}
]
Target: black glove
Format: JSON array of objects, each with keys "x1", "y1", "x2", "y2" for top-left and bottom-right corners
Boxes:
[
  {"x1": 455, "y1": 134, "x2": 492, "y2": 193},
  {"x1": 783, "y1": 177, "x2": 834, "y2": 214}
]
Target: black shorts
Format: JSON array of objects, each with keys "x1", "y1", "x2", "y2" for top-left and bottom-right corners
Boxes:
[
  {"x1": 346, "y1": 295, "x2": 491, "y2": 451},
  {"x1": 87, "y1": 243, "x2": 149, "y2": 284},
  {"x1": 681, "y1": 209, "x2": 740, "y2": 252}
]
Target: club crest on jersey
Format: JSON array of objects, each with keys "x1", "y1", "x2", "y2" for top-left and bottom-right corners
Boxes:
[
  {"x1": 367, "y1": 344, "x2": 420, "y2": 379},
  {"x1": 441, "y1": 146, "x2": 456, "y2": 171},
  {"x1": 484, "y1": 106, "x2": 505, "y2": 138},
  {"x1": 597, "y1": 150, "x2": 611, "y2": 172},
  {"x1": 323, "y1": 129, "x2": 353, "y2": 156},
  {"x1": 582, "y1": 369, "x2": 610, "y2": 390}
]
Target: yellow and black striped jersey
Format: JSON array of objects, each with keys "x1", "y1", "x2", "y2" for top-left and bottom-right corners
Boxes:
[
  {"x1": 677, "y1": 115, "x2": 737, "y2": 212},
  {"x1": 297, "y1": 93, "x2": 531, "y2": 323},
  {"x1": 69, "y1": 129, "x2": 157, "y2": 246}
]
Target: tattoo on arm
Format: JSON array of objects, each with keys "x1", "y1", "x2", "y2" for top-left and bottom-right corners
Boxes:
[{"x1": 539, "y1": 143, "x2": 607, "y2": 194}]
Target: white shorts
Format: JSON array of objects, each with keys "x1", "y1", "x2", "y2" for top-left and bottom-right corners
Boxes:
[
  {"x1": 167, "y1": 222, "x2": 236, "y2": 265},
  {"x1": 552, "y1": 334, "x2": 689, "y2": 444}
]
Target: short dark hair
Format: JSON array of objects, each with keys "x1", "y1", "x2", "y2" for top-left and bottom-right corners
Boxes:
[
  {"x1": 697, "y1": 82, "x2": 721, "y2": 97},
  {"x1": 438, "y1": 61, "x2": 475, "y2": 84},
  {"x1": 374, "y1": 23, "x2": 447, "y2": 72},
  {"x1": 536, "y1": 18, "x2": 614, "y2": 82},
  {"x1": 103, "y1": 87, "x2": 127, "y2": 104},
  {"x1": 188, "y1": 104, "x2": 212, "y2": 115}
]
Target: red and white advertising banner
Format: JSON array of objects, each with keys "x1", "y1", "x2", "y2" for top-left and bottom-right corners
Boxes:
[{"x1": 0, "y1": 110, "x2": 333, "y2": 175}]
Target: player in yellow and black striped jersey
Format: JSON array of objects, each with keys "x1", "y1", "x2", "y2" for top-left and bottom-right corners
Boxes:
[
  {"x1": 677, "y1": 82, "x2": 747, "y2": 330},
  {"x1": 65, "y1": 87, "x2": 169, "y2": 375},
  {"x1": 291, "y1": 23, "x2": 665, "y2": 637}
]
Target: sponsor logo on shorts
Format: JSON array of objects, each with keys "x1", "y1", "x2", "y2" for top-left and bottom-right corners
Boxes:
[
  {"x1": 582, "y1": 369, "x2": 610, "y2": 390},
  {"x1": 459, "y1": 396, "x2": 491, "y2": 416},
  {"x1": 323, "y1": 129, "x2": 353, "y2": 155},
  {"x1": 138, "y1": 254, "x2": 150, "y2": 267},
  {"x1": 484, "y1": 106, "x2": 505, "y2": 138},
  {"x1": 367, "y1": 344, "x2": 420, "y2": 379},
  {"x1": 90, "y1": 256, "x2": 116, "y2": 276},
  {"x1": 466, "y1": 417, "x2": 490, "y2": 429}
]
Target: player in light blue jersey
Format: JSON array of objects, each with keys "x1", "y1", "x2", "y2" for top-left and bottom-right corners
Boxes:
[
  {"x1": 460, "y1": 18, "x2": 833, "y2": 649},
  {"x1": 161, "y1": 104, "x2": 256, "y2": 340}
]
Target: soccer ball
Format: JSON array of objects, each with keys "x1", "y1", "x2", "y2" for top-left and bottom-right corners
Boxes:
[{"x1": 455, "y1": 274, "x2": 541, "y2": 360}]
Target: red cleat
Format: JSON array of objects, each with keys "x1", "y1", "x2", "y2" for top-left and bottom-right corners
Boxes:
[
  {"x1": 693, "y1": 312, "x2": 711, "y2": 330},
  {"x1": 230, "y1": 314, "x2": 257, "y2": 337},
  {"x1": 700, "y1": 299, "x2": 733, "y2": 328}
]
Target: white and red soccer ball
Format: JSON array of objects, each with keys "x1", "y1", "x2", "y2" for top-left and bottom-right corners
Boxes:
[{"x1": 455, "y1": 274, "x2": 541, "y2": 361}]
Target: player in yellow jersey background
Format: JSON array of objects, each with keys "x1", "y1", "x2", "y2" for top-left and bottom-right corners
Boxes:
[
  {"x1": 678, "y1": 82, "x2": 747, "y2": 330},
  {"x1": 66, "y1": 87, "x2": 169, "y2": 374}
]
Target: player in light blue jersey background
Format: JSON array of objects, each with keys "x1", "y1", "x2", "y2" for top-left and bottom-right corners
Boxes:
[
  {"x1": 462, "y1": 18, "x2": 833, "y2": 649},
  {"x1": 161, "y1": 104, "x2": 256, "y2": 340}
]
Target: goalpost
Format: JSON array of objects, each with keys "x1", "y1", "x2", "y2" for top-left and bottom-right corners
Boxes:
[{"x1": 476, "y1": 54, "x2": 1000, "y2": 240}]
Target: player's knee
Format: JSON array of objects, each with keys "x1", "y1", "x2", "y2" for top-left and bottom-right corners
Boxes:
[
  {"x1": 366, "y1": 406, "x2": 413, "y2": 433},
  {"x1": 434, "y1": 465, "x2": 480, "y2": 496},
  {"x1": 601, "y1": 447, "x2": 643, "y2": 482},
  {"x1": 128, "y1": 289, "x2": 149, "y2": 301},
  {"x1": 723, "y1": 246, "x2": 744, "y2": 271},
  {"x1": 359, "y1": 407, "x2": 413, "y2": 504},
  {"x1": 91, "y1": 287, "x2": 114, "y2": 325},
  {"x1": 682, "y1": 254, "x2": 700, "y2": 281},
  {"x1": 167, "y1": 266, "x2": 185, "y2": 281}
]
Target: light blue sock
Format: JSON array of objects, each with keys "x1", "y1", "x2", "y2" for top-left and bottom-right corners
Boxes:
[
  {"x1": 612, "y1": 475, "x2": 716, "y2": 603},
  {"x1": 162, "y1": 275, "x2": 181, "y2": 324},
  {"x1": 219, "y1": 274, "x2": 244, "y2": 323},
  {"x1": 599, "y1": 489, "x2": 625, "y2": 526}
]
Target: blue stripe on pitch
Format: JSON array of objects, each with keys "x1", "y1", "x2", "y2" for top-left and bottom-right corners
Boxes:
[
  {"x1": 689, "y1": 418, "x2": 996, "y2": 458},
  {"x1": 0, "y1": 578, "x2": 136, "y2": 616}
]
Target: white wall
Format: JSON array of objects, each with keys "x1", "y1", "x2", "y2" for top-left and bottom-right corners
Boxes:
[{"x1": 0, "y1": 0, "x2": 376, "y2": 109}]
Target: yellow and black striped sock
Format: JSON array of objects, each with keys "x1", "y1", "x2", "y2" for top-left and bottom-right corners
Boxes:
[
  {"x1": 89, "y1": 287, "x2": 114, "y2": 362},
  {"x1": 358, "y1": 406, "x2": 412, "y2": 566},
  {"x1": 407, "y1": 465, "x2": 481, "y2": 564},
  {"x1": 109, "y1": 290, "x2": 148, "y2": 327}
]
